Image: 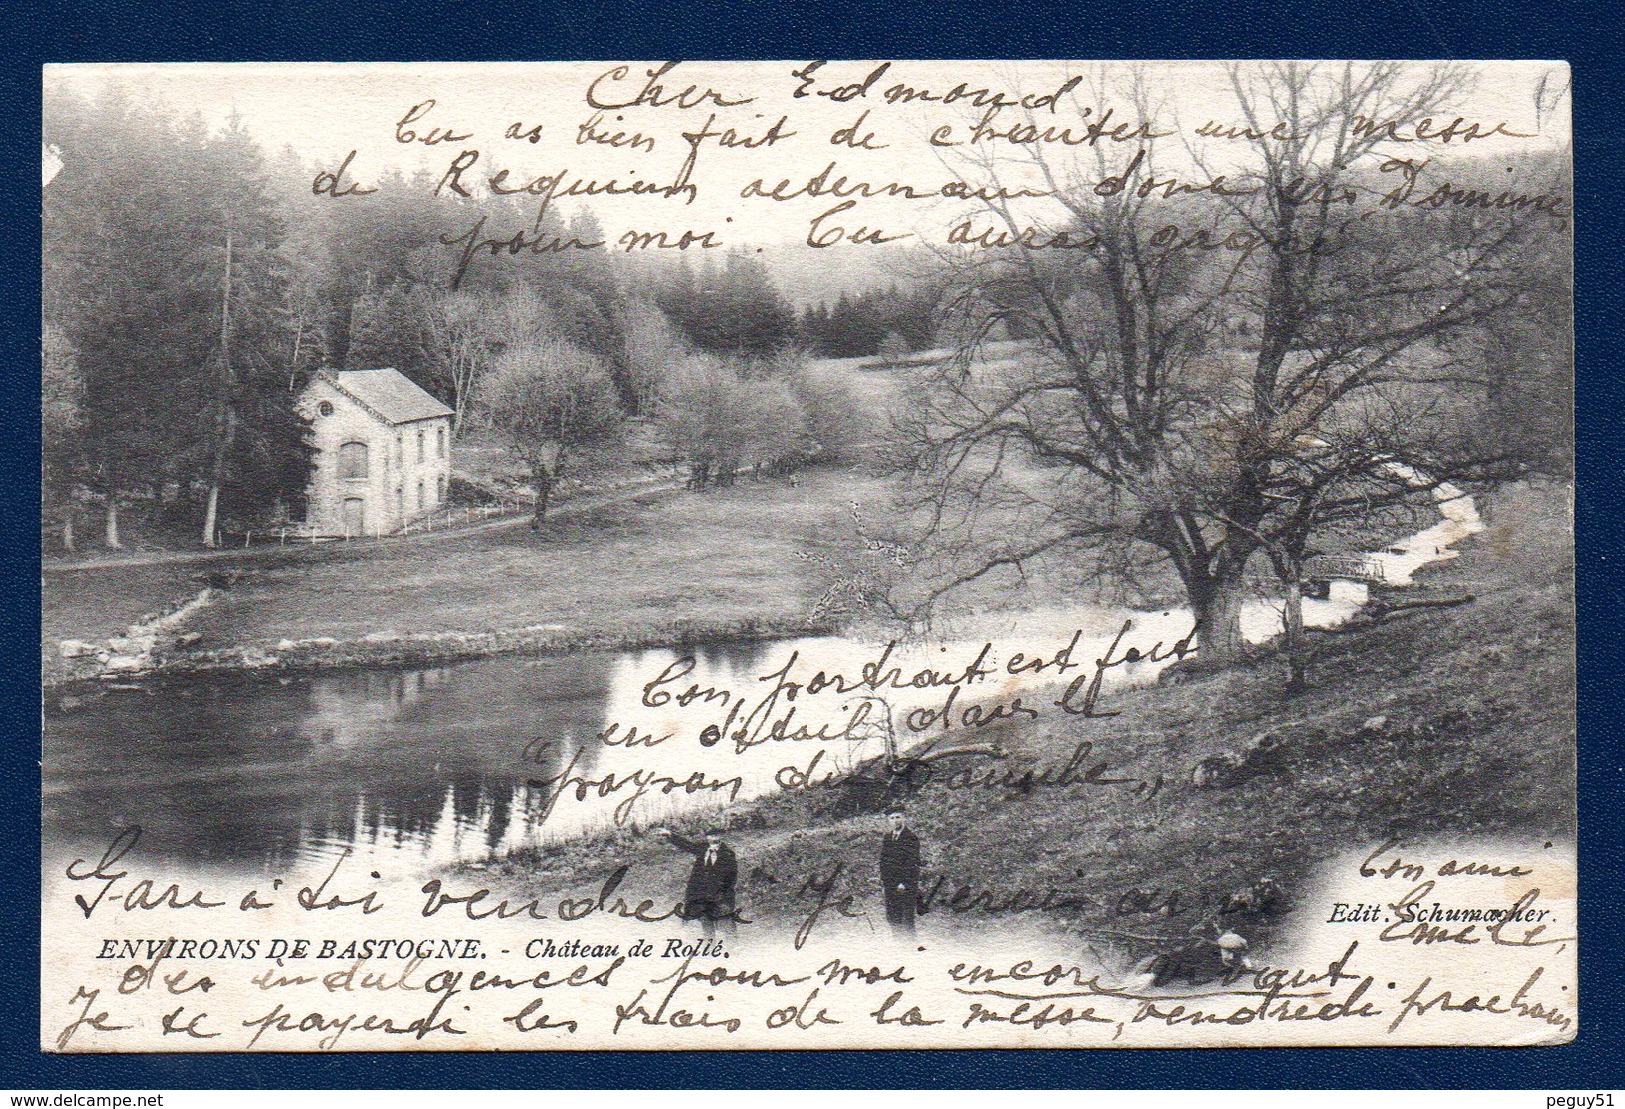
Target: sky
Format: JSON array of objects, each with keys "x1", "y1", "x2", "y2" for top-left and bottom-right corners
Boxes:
[{"x1": 44, "y1": 60, "x2": 1571, "y2": 250}]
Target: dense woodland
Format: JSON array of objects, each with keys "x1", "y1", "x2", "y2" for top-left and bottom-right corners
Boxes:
[{"x1": 41, "y1": 85, "x2": 930, "y2": 549}]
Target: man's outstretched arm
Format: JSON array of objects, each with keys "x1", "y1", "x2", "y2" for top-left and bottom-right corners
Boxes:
[{"x1": 652, "y1": 826, "x2": 704, "y2": 856}]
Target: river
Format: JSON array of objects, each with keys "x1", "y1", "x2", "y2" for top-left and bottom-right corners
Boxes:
[{"x1": 41, "y1": 488, "x2": 1481, "y2": 875}]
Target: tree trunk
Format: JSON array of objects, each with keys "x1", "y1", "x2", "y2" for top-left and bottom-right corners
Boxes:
[
  {"x1": 1282, "y1": 573, "x2": 1308, "y2": 692},
  {"x1": 201, "y1": 407, "x2": 237, "y2": 548},
  {"x1": 1193, "y1": 575, "x2": 1248, "y2": 665},
  {"x1": 1260, "y1": 546, "x2": 1309, "y2": 691},
  {"x1": 530, "y1": 466, "x2": 553, "y2": 530},
  {"x1": 104, "y1": 497, "x2": 122, "y2": 549},
  {"x1": 204, "y1": 227, "x2": 236, "y2": 549},
  {"x1": 450, "y1": 351, "x2": 468, "y2": 438},
  {"x1": 287, "y1": 316, "x2": 305, "y2": 392},
  {"x1": 201, "y1": 483, "x2": 222, "y2": 550}
]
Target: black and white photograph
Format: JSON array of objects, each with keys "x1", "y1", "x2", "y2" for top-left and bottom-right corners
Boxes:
[{"x1": 39, "y1": 59, "x2": 1575, "y2": 1050}]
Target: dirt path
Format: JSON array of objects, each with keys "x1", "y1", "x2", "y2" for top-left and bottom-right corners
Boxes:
[{"x1": 41, "y1": 477, "x2": 684, "y2": 575}]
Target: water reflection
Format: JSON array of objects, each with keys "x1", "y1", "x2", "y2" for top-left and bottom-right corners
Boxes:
[
  {"x1": 35, "y1": 601, "x2": 1333, "y2": 874},
  {"x1": 43, "y1": 652, "x2": 612, "y2": 872},
  {"x1": 43, "y1": 492, "x2": 1481, "y2": 876}
]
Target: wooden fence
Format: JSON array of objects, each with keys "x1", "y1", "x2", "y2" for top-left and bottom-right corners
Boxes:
[{"x1": 214, "y1": 501, "x2": 526, "y2": 547}]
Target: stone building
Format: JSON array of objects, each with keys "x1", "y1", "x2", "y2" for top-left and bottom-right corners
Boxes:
[{"x1": 299, "y1": 368, "x2": 454, "y2": 537}]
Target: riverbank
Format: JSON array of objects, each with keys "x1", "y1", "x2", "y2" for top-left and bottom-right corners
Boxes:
[
  {"x1": 38, "y1": 455, "x2": 1440, "y2": 691},
  {"x1": 459, "y1": 478, "x2": 1574, "y2": 964},
  {"x1": 42, "y1": 465, "x2": 893, "y2": 687},
  {"x1": 44, "y1": 337, "x2": 1439, "y2": 688}
]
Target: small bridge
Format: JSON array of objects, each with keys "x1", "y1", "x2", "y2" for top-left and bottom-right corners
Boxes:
[{"x1": 1302, "y1": 554, "x2": 1387, "y2": 596}]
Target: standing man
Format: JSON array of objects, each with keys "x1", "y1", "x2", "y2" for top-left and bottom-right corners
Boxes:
[
  {"x1": 655, "y1": 825, "x2": 738, "y2": 936},
  {"x1": 878, "y1": 806, "x2": 921, "y2": 937}
]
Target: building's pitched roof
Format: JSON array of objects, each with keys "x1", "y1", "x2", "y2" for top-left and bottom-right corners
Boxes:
[{"x1": 324, "y1": 368, "x2": 454, "y2": 426}]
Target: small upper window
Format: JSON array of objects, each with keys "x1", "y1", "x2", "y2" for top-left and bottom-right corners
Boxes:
[
  {"x1": 318, "y1": 401, "x2": 335, "y2": 417},
  {"x1": 417, "y1": 428, "x2": 425, "y2": 463},
  {"x1": 437, "y1": 426, "x2": 446, "y2": 459},
  {"x1": 337, "y1": 441, "x2": 369, "y2": 480}
]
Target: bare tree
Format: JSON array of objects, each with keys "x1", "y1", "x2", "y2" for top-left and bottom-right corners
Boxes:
[
  {"x1": 421, "y1": 282, "x2": 609, "y2": 447},
  {"x1": 735, "y1": 376, "x2": 813, "y2": 478},
  {"x1": 480, "y1": 337, "x2": 623, "y2": 528},
  {"x1": 279, "y1": 224, "x2": 332, "y2": 392},
  {"x1": 659, "y1": 355, "x2": 737, "y2": 489},
  {"x1": 894, "y1": 62, "x2": 1565, "y2": 667},
  {"x1": 422, "y1": 288, "x2": 492, "y2": 436},
  {"x1": 658, "y1": 355, "x2": 813, "y2": 488},
  {"x1": 200, "y1": 226, "x2": 236, "y2": 548},
  {"x1": 42, "y1": 323, "x2": 84, "y2": 552},
  {"x1": 621, "y1": 299, "x2": 687, "y2": 417},
  {"x1": 784, "y1": 355, "x2": 872, "y2": 465}
]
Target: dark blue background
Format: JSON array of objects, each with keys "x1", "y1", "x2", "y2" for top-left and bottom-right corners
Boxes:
[{"x1": 5, "y1": 0, "x2": 1619, "y2": 1089}]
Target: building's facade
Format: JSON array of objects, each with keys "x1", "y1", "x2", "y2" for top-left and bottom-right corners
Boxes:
[{"x1": 299, "y1": 368, "x2": 455, "y2": 537}]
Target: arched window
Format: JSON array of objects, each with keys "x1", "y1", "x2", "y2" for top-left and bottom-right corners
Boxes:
[
  {"x1": 437, "y1": 474, "x2": 446, "y2": 502},
  {"x1": 416, "y1": 481, "x2": 425, "y2": 510},
  {"x1": 417, "y1": 428, "x2": 425, "y2": 463},
  {"x1": 337, "y1": 441, "x2": 369, "y2": 480},
  {"x1": 437, "y1": 425, "x2": 446, "y2": 458}
]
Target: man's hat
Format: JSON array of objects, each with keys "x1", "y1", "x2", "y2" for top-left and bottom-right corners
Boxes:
[
  {"x1": 885, "y1": 805, "x2": 907, "y2": 815},
  {"x1": 704, "y1": 826, "x2": 726, "y2": 836}
]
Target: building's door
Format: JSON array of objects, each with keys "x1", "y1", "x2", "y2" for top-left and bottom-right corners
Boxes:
[{"x1": 342, "y1": 497, "x2": 366, "y2": 536}]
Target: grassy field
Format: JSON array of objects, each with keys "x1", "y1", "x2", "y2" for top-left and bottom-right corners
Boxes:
[
  {"x1": 41, "y1": 462, "x2": 900, "y2": 682},
  {"x1": 190, "y1": 467, "x2": 891, "y2": 645},
  {"x1": 42, "y1": 562, "x2": 217, "y2": 668},
  {"x1": 466, "y1": 478, "x2": 1575, "y2": 960},
  {"x1": 41, "y1": 356, "x2": 910, "y2": 682}
]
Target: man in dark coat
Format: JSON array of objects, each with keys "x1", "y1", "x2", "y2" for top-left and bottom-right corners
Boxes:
[
  {"x1": 656, "y1": 825, "x2": 738, "y2": 935},
  {"x1": 1134, "y1": 924, "x2": 1253, "y2": 989},
  {"x1": 878, "y1": 807, "x2": 921, "y2": 936}
]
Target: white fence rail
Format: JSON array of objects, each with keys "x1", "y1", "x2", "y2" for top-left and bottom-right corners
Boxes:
[
  {"x1": 213, "y1": 502, "x2": 527, "y2": 547},
  {"x1": 396, "y1": 501, "x2": 526, "y2": 536}
]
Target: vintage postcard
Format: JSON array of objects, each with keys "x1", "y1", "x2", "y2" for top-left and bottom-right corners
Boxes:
[{"x1": 40, "y1": 59, "x2": 1574, "y2": 1051}]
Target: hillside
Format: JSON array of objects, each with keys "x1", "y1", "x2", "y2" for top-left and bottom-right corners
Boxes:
[{"x1": 473, "y1": 479, "x2": 1575, "y2": 961}]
